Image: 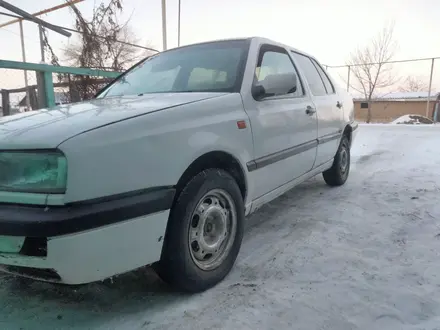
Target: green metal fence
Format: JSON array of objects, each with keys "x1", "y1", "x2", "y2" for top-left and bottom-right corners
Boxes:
[{"x1": 0, "y1": 60, "x2": 121, "y2": 116}]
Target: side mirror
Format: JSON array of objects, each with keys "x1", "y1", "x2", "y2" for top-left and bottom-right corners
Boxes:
[
  {"x1": 251, "y1": 84, "x2": 266, "y2": 100},
  {"x1": 252, "y1": 73, "x2": 298, "y2": 100}
]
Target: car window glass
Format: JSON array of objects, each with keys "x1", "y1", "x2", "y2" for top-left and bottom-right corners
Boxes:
[
  {"x1": 188, "y1": 68, "x2": 228, "y2": 90},
  {"x1": 98, "y1": 40, "x2": 249, "y2": 97},
  {"x1": 311, "y1": 59, "x2": 335, "y2": 94},
  {"x1": 255, "y1": 49, "x2": 303, "y2": 97},
  {"x1": 135, "y1": 67, "x2": 181, "y2": 93},
  {"x1": 291, "y1": 52, "x2": 327, "y2": 96}
]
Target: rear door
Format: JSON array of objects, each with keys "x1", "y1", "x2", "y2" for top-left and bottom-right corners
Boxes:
[
  {"x1": 291, "y1": 52, "x2": 343, "y2": 167},
  {"x1": 241, "y1": 43, "x2": 318, "y2": 199}
]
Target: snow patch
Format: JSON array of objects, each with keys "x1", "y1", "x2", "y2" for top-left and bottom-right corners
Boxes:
[{"x1": 390, "y1": 114, "x2": 434, "y2": 125}]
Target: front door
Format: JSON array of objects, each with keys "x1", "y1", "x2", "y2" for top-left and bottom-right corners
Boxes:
[{"x1": 241, "y1": 43, "x2": 318, "y2": 200}]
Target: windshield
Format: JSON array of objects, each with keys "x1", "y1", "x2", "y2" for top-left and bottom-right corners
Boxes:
[{"x1": 98, "y1": 40, "x2": 250, "y2": 97}]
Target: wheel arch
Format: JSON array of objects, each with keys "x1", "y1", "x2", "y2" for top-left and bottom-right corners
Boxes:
[
  {"x1": 174, "y1": 151, "x2": 248, "y2": 206},
  {"x1": 342, "y1": 124, "x2": 353, "y2": 147}
]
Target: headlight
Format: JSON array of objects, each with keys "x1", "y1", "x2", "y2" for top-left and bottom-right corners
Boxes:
[{"x1": 0, "y1": 151, "x2": 67, "y2": 193}]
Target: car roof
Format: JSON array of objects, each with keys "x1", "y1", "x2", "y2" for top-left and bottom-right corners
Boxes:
[
  {"x1": 165, "y1": 37, "x2": 315, "y2": 60},
  {"x1": 248, "y1": 36, "x2": 315, "y2": 59}
]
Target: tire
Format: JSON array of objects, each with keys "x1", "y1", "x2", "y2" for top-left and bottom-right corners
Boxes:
[
  {"x1": 323, "y1": 135, "x2": 350, "y2": 186},
  {"x1": 155, "y1": 169, "x2": 245, "y2": 293}
]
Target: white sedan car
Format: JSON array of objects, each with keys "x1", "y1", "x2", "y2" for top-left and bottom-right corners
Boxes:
[{"x1": 0, "y1": 37, "x2": 357, "y2": 292}]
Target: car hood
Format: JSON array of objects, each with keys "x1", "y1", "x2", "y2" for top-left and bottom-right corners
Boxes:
[{"x1": 0, "y1": 93, "x2": 227, "y2": 149}]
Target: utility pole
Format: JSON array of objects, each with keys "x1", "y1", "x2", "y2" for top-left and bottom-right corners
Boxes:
[
  {"x1": 39, "y1": 25, "x2": 45, "y2": 62},
  {"x1": 177, "y1": 0, "x2": 181, "y2": 46},
  {"x1": 18, "y1": 20, "x2": 31, "y2": 111},
  {"x1": 161, "y1": 0, "x2": 167, "y2": 51}
]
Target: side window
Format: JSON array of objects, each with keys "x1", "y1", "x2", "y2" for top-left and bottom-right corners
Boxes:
[
  {"x1": 291, "y1": 52, "x2": 327, "y2": 96},
  {"x1": 255, "y1": 45, "x2": 303, "y2": 97},
  {"x1": 311, "y1": 58, "x2": 335, "y2": 94}
]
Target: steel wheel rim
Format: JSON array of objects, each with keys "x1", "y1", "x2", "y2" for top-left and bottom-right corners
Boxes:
[
  {"x1": 188, "y1": 189, "x2": 237, "y2": 271},
  {"x1": 339, "y1": 144, "x2": 349, "y2": 174}
]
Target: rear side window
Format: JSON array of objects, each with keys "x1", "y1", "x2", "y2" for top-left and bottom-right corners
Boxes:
[
  {"x1": 311, "y1": 58, "x2": 335, "y2": 94},
  {"x1": 291, "y1": 52, "x2": 327, "y2": 96}
]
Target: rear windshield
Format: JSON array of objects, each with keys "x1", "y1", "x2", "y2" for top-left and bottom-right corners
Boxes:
[{"x1": 98, "y1": 40, "x2": 250, "y2": 97}]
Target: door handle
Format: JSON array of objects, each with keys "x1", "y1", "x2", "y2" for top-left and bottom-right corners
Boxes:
[
  {"x1": 306, "y1": 106, "x2": 316, "y2": 115},
  {"x1": 336, "y1": 101, "x2": 343, "y2": 109}
]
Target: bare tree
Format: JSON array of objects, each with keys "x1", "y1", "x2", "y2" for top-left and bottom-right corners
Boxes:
[
  {"x1": 398, "y1": 76, "x2": 429, "y2": 92},
  {"x1": 43, "y1": 0, "x2": 154, "y2": 101},
  {"x1": 64, "y1": 0, "x2": 150, "y2": 71},
  {"x1": 348, "y1": 23, "x2": 398, "y2": 123},
  {"x1": 65, "y1": 0, "x2": 126, "y2": 100}
]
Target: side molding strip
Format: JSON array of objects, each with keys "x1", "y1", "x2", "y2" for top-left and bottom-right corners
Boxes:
[{"x1": 246, "y1": 131, "x2": 342, "y2": 172}]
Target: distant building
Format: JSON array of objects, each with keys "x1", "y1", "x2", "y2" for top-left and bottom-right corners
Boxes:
[{"x1": 354, "y1": 92, "x2": 440, "y2": 123}]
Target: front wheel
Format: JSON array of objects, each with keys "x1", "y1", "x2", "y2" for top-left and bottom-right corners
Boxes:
[
  {"x1": 155, "y1": 169, "x2": 244, "y2": 293},
  {"x1": 323, "y1": 135, "x2": 350, "y2": 186}
]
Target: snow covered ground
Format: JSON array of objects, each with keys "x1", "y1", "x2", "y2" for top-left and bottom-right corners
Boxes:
[
  {"x1": 390, "y1": 115, "x2": 434, "y2": 125},
  {"x1": 2, "y1": 124, "x2": 440, "y2": 330}
]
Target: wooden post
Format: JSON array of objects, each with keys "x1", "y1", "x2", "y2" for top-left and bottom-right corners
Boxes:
[
  {"x1": 36, "y1": 71, "x2": 47, "y2": 109},
  {"x1": 29, "y1": 87, "x2": 38, "y2": 109},
  {"x1": 1, "y1": 89, "x2": 10, "y2": 116}
]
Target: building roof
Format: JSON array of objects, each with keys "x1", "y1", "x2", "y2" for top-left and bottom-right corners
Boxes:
[
  {"x1": 354, "y1": 91, "x2": 440, "y2": 102},
  {"x1": 378, "y1": 91, "x2": 439, "y2": 99}
]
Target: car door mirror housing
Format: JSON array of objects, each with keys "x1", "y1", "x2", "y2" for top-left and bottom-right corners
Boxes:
[
  {"x1": 252, "y1": 73, "x2": 297, "y2": 100},
  {"x1": 251, "y1": 84, "x2": 266, "y2": 100}
]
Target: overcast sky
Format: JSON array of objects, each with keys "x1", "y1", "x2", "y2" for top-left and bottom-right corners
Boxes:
[{"x1": 0, "y1": 0, "x2": 439, "y2": 92}]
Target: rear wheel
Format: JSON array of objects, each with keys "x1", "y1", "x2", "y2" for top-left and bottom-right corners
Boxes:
[
  {"x1": 323, "y1": 135, "x2": 350, "y2": 186},
  {"x1": 156, "y1": 169, "x2": 244, "y2": 292}
]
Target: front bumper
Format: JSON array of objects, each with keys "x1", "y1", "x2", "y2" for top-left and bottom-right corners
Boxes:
[{"x1": 0, "y1": 187, "x2": 175, "y2": 285}]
